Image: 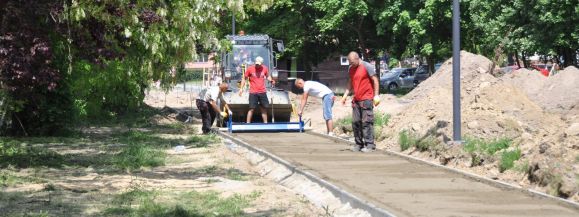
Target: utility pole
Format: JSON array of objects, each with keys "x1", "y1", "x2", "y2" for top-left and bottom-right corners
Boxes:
[
  {"x1": 452, "y1": 0, "x2": 462, "y2": 144},
  {"x1": 232, "y1": 12, "x2": 236, "y2": 35}
]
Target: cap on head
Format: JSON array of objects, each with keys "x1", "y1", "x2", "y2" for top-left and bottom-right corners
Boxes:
[{"x1": 255, "y1": 56, "x2": 264, "y2": 65}]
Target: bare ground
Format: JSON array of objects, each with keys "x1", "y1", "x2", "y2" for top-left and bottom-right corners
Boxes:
[{"x1": 0, "y1": 88, "x2": 324, "y2": 217}]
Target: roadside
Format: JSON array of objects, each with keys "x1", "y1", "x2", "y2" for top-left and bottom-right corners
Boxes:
[
  {"x1": 307, "y1": 52, "x2": 579, "y2": 203},
  {"x1": 0, "y1": 88, "x2": 323, "y2": 217}
]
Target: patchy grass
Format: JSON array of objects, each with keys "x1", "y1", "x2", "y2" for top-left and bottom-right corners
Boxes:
[
  {"x1": 398, "y1": 130, "x2": 439, "y2": 152},
  {"x1": 464, "y1": 137, "x2": 517, "y2": 170},
  {"x1": 103, "y1": 188, "x2": 260, "y2": 217},
  {"x1": 399, "y1": 130, "x2": 414, "y2": 151},
  {"x1": 225, "y1": 168, "x2": 248, "y2": 181},
  {"x1": 336, "y1": 116, "x2": 352, "y2": 127},
  {"x1": 464, "y1": 137, "x2": 511, "y2": 156},
  {"x1": 190, "y1": 166, "x2": 249, "y2": 181},
  {"x1": 0, "y1": 140, "x2": 65, "y2": 168},
  {"x1": 513, "y1": 160, "x2": 530, "y2": 174},
  {"x1": 499, "y1": 149, "x2": 521, "y2": 172},
  {"x1": 187, "y1": 134, "x2": 219, "y2": 148},
  {"x1": 374, "y1": 112, "x2": 390, "y2": 126},
  {"x1": 0, "y1": 170, "x2": 45, "y2": 187},
  {"x1": 112, "y1": 143, "x2": 166, "y2": 170}
]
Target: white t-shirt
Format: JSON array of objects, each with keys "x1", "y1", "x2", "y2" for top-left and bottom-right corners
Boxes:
[
  {"x1": 303, "y1": 81, "x2": 333, "y2": 98},
  {"x1": 198, "y1": 86, "x2": 224, "y2": 102}
]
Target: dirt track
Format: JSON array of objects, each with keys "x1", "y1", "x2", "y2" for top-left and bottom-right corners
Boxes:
[{"x1": 228, "y1": 132, "x2": 579, "y2": 217}]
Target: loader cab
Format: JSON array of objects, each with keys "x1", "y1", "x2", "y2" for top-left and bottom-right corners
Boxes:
[{"x1": 222, "y1": 35, "x2": 283, "y2": 90}]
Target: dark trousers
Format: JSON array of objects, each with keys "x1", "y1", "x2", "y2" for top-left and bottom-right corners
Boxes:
[
  {"x1": 352, "y1": 100, "x2": 375, "y2": 149},
  {"x1": 196, "y1": 99, "x2": 216, "y2": 134}
]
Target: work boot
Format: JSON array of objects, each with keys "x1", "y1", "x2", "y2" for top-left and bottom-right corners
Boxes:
[
  {"x1": 360, "y1": 147, "x2": 375, "y2": 153},
  {"x1": 350, "y1": 145, "x2": 362, "y2": 152}
]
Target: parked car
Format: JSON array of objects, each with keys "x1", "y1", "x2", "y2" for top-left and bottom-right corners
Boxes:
[
  {"x1": 380, "y1": 68, "x2": 416, "y2": 91},
  {"x1": 414, "y1": 65, "x2": 431, "y2": 85},
  {"x1": 500, "y1": 65, "x2": 522, "y2": 74},
  {"x1": 434, "y1": 63, "x2": 443, "y2": 72}
]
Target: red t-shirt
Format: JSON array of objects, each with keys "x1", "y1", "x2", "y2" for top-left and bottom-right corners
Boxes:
[
  {"x1": 349, "y1": 61, "x2": 376, "y2": 101},
  {"x1": 245, "y1": 65, "x2": 269, "y2": 94}
]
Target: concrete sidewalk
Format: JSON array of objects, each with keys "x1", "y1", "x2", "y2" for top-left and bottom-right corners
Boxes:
[{"x1": 230, "y1": 132, "x2": 579, "y2": 217}]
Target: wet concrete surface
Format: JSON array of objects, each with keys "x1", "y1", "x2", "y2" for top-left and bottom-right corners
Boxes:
[{"x1": 230, "y1": 132, "x2": 579, "y2": 217}]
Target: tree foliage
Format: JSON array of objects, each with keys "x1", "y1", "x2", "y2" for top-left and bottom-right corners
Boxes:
[{"x1": 0, "y1": 0, "x2": 254, "y2": 135}]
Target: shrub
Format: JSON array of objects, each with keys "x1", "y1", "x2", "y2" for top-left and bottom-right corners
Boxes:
[{"x1": 499, "y1": 149, "x2": 521, "y2": 172}]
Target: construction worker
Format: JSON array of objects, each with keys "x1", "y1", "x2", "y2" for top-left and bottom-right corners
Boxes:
[
  {"x1": 196, "y1": 83, "x2": 231, "y2": 134},
  {"x1": 294, "y1": 78, "x2": 336, "y2": 136},
  {"x1": 239, "y1": 56, "x2": 275, "y2": 123},
  {"x1": 341, "y1": 51, "x2": 380, "y2": 153}
]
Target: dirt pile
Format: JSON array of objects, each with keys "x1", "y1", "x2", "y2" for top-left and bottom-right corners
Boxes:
[
  {"x1": 381, "y1": 51, "x2": 579, "y2": 200},
  {"x1": 502, "y1": 66, "x2": 579, "y2": 122}
]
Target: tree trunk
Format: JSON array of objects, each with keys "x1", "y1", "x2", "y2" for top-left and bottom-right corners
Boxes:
[
  {"x1": 522, "y1": 52, "x2": 528, "y2": 68},
  {"x1": 427, "y1": 56, "x2": 435, "y2": 76},
  {"x1": 514, "y1": 51, "x2": 521, "y2": 68}
]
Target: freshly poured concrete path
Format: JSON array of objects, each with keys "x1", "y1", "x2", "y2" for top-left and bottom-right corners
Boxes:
[{"x1": 231, "y1": 132, "x2": 579, "y2": 217}]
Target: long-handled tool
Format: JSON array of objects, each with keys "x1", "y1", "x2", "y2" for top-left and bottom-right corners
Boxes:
[{"x1": 270, "y1": 86, "x2": 275, "y2": 123}]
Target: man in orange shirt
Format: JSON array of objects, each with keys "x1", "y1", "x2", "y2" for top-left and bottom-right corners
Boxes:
[
  {"x1": 341, "y1": 52, "x2": 380, "y2": 152},
  {"x1": 239, "y1": 56, "x2": 275, "y2": 123}
]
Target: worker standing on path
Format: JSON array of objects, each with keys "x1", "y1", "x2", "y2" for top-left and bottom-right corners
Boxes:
[
  {"x1": 294, "y1": 78, "x2": 336, "y2": 136},
  {"x1": 196, "y1": 83, "x2": 231, "y2": 134},
  {"x1": 341, "y1": 51, "x2": 381, "y2": 153},
  {"x1": 238, "y1": 56, "x2": 275, "y2": 123}
]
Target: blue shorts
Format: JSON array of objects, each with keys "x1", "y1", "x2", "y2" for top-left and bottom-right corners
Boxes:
[{"x1": 322, "y1": 93, "x2": 334, "y2": 121}]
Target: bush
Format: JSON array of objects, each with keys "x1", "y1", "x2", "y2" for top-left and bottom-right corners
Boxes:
[
  {"x1": 399, "y1": 130, "x2": 413, "y2": 151},
  {"x1": 500, "y1": 149, "x2": 521, "y2": 172},
  {"x1": 398, "y1": 130, "x2": 438, "y2": 152}
]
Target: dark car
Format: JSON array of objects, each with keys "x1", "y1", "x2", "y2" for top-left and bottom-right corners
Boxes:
[
  {"x1": 414, "y1": 65, "x2": 431, "y2": 86},
  {"x1": 380, "y1": 68, "x2": 416, "y2": 91}
]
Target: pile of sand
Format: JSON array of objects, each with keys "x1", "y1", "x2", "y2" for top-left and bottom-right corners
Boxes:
[
  {"x1": 502, "y1": 66, "x2": 579, "y2": 122},
  {"x1": 380, "y1": 51, "x2": 579, "y2": 199}
]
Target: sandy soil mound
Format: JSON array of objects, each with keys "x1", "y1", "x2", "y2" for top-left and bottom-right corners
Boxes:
[
  {"x1": 381, "y1": 51, "x2": 579, "y2": 200},
  {"x1": 503, "y1": 66, "x2": 579, "y2": 122}
]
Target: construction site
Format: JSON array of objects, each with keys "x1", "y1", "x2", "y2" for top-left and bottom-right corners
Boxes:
[{"x1": 2, "y1": 0, "x2": 579, "y2": 216}]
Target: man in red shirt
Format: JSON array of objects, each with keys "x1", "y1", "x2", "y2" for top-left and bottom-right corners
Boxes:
[
  {"x1": 341, "y1": 51, "x2": 380, "y2": 152},
  {"x1": 239, "y1": 56, "x2": 275, "y2": 123}
]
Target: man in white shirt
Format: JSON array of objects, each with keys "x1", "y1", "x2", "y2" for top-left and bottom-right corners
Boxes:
[
  {"x1": 295, "y1": 79, "x2": 335, "y2": 135},
  {"x1": 196, "y1": 83, "x2": 231, "y2": 134}
]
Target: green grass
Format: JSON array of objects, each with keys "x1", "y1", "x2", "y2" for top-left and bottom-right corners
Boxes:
[
  {"x1": 399, "y1": 130, "x2": 414, "y2": 151},
  {"x1": 0, "y1": 170, "x2": 45, "y2": 187},
  {"x1": 464, "y1": 137, "x2": 511, "y2": 155},
  {"x1": 464, "y1": 137, "x2": 519, "y2": 171},
  {"x1": 0, "y1": 140, "x2": 65, "y2": 168},
  {"x1": 336, "y1": 116, "x2": 352, "y2": 126},
  {"x1": 398, "y1": 130, "x2": 438, "y2": 152},
  {"x1": 335, "y1": 112, "x2": 390, "y2": 127},
  {"x1": 189, "y1": 166, "x2": 249, "y2": 181},
  {"x1": 103, "y1": 188, "x2": 259, "y2": 217},
  {"x1": 187, "y1": 134, "x2": 219, "y2": 148},
  {"x1": 225, "y1": 168, "x2": 248, "y2": 181},
  {"x1": 112, "y1": 143, "x2": 166, "y2": 170},
  {"x1": 374, "y1": 112, "x2": 390, "y2": 126},
  {"x1": 499, "y1": 149, "x2": 521, "y2": 172}
]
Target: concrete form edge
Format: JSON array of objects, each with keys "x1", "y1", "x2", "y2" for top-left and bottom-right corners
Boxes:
[
  {"x1": 309, "y1": 131, "x2": 579, "y2": 211},
  {"x1": 216, "y1": 131, "x2": 397, "y2": 217}
]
